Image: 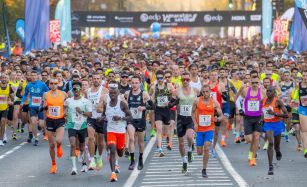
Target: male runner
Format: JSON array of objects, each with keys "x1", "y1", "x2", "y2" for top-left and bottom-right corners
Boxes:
[
  {"x1": 65, "y1": 81, "x2": 92, "y2": 175},
  {"x1": 192, "y1": 84, "x2": 223, "y2": 178},
  {"x1": 21, "y1": 71, "x2": 49, "y2": 146},
  {"x1": 43, "y1": 78, "x2": 68, "y2": 174},
  {"x1": 262, "y1": 85, "x2": 288, "y2": 175},
  {"x1": 125, "y1": 75, "x2": 153, "y2": 170}
]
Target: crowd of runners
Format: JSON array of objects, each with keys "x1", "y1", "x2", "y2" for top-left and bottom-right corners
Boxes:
[{"x1": 0, "y1": 36, "x2": 306, "y2": 182}]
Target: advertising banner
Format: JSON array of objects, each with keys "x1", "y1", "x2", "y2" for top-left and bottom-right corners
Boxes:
[
  {"x1": 273, "y1": 19, "x2": 290, "y2": 44},
  {"x1": 50, "y1": 20, "x2": 61, "y2": 43}
]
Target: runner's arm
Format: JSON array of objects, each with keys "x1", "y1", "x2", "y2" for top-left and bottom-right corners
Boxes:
[
  {"x1": 82, "y1": 99, "x2": 92, "y2": 118},
  {"x1": 214, "y1": 100, "x2": 224, "y2": 122},
  {"x1": 120, "y1": 101, "x2": 132, "y2": 121},
  {"x1": 143, "y1": 92, "x2": 155, "y2": 110},
  {"x1": 276, "y1": 99, "x2": 289, "y2": 118},
  {"x1": 191, "y1": 98, "x2": 198, "y2": 128},
  {"x1": 20, "y1": 84, "x2": 29, "y2": 105}
]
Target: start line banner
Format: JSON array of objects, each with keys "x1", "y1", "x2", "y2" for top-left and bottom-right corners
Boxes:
[{"x1": 72, "y1": 11, "x2": 262, "y2": 28}]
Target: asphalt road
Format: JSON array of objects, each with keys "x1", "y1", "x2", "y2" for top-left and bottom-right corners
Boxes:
[{"x1": 1, "y1": 126, "x2": 307, "y2": 187}]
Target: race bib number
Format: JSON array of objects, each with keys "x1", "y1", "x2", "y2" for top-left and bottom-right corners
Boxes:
[
  {"x1": 199, "y1": 115, "x2": 211, "y2": 127},
  {"x1": 73, "y1": 112, "x2": 83, "y2": 130},
  {"x1": 300, "y1": 96, "x2": 307, "y2": 106},
  {"x1": 263, "y1": 107, "x2": 274, "y2": 119},
  {"x1": 130, "y1": 107, "x2": 142, "y2": 119},
  {"x1": 32, "y1": 97, "x2": 42, "y2": 107},
  {"x1": 48, "y1": 106, "x2": 60, "y2": 117},
  {"x1": 247, "y1": 100, "x2": 259, "y2": 112},
  {"x1": 180, "y1": 105, "x2": 192, "y2": 116},
  {"x1": 210, "y1": 92, "x2": 217, "y2": 101},
  {"x1": 0, "y1": 96, "x2": 7, "y2": 104},
  {"x1": 157, "y1": 96, "x2": 168, "y2": 107}
]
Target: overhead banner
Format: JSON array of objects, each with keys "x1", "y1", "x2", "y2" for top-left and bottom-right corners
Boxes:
[
  {"x1": 55, "y1": 0, "x2": 72, "y2": 44},
  {"x1": 50, "y1": 20, "x2": 61, "y2": 43},
  {"x1": 71, "y1": 11, "x2": 262, "y2": 27},
  {"x1": 273, "y1": 19, "x2": 290, "y2": 44},
  {"x1": 262, "y1": 0, "x2": 273, "y2": 44},
  {"x1": 15, "y1": 19, "x2": 25, "y2": 42}
]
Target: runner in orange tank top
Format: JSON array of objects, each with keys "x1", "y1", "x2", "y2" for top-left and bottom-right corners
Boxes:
[
  {"x1": 43, "y1": 78, "x2": 68, "y2": 174},
  {"x1": 262, "y1": 86, "x2": 288, "y2": 175},
  {"x1": 192, "y1": 84, "x2": 224, "y2": 178}
]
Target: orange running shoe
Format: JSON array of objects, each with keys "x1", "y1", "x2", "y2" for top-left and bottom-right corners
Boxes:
[
  {"x1": 234, "y1": 137, "x2": 241, "y2": 143},
  {"x1": 75, "y1": 148, "x2": 79, "y2": 157},
  {"x1": 49, "y1": 164, "x2": 57, "y2": 174},
  {"x1": 249, "y1": 158, "x2": 257, "y2": 166},
  {"x1": 220, "y1": 140, "x2": 227, "y2": 147},
  {"x1": 109, "y1": 172, "x2": 118, "y2": 182},
  {"x1": 44, "y1": 134, "x2": 48, "y2": 141},
  {"x1": 57, "y1": 145, "x2": 63, "y2": 158}
]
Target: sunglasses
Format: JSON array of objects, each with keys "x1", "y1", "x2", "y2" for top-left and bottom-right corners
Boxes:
[
  {"x1": 42, "y1": 74, "x2": 48, "y2": 76},
  {"x1": 50, "y1": 82, "x2": 58, "y2": 85},
  {"x1": 121, "y1": 76, "x2": 128, "y2": 79},
  {"x1": 165, "y1": 76, "x2": 171, "y2": 79},
  {"x1": 251, "y1": 82, "x2": 259, "y2": 84},
  {"x1": 182, "y1": 78, "x2": 190, "y2": 82},
  {"x1": 73, "y1": 87, "x2": 81, "y2": 91},
  {"x1": 157, "y1": 76, "x2": 164, "y2": 80}
]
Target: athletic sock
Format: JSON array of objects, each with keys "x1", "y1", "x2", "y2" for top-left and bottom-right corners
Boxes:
[
  {"x1": 182, "y1": 156, "x2": 188, "y2": 163},
  {"x1": 71, "y1": 156, "x2": 76, "y2": 169},
  {"x1": 52, "y1": 160, "x2": 56, "y2": 165},
  {"x1": 221, "y1": 135, "x2": 225, "y2": 141},
  {"x1": 130, "y1": 152, "x2": 135, "y2": 162}
]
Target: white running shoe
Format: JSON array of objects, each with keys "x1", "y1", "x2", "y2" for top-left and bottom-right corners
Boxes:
[
  {"x1": 71, "y1": 168, "x2": 78, "y2": 175},
  {"x1": 0, "y1": 140, "x2": 4, "y2": 146},
  {"x1": 81, "y1": 164, "x2": 88, "y2": 172}
]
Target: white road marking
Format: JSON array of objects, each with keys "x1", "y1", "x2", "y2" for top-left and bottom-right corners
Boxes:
[
  {"x1": 143, "y1": 176, "x2": 230, "y2": 179},
  {"x1": 140, "y1": 183, "x2": 234, "y2": 187},
  {"x1": 216, "y1": 144, "x2": 248, "y2": 187},
  {"x1": 123, "y1": 136, "x2": 156, "y2": 187},
  {"x1": 142, "y1": 179, "x2": 232, "y2": 184},
  {"x1": 0, "y1": 142, "x2": 27, "y2": 160}
]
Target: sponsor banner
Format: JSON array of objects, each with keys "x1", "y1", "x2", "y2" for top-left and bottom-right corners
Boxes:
[
  {"x1": 273, "y1": 19, "x2": 290, "y2": 44},
  {"x1": 50, "y1": 20, "x2": 61, "y2": 43},
  {"x1": 72, "y1": 11, "x2": 261, "y2": 27}
]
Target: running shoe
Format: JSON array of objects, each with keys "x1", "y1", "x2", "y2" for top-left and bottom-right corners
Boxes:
[
  {"x1": 188, "y1": 151, "x2": 193, "y2": 163},
  {"x1": 81, "y1": 163, "x2": 88, "y2": 172},
  {"x1": 289, "y1": 127, "x2": 296, "y2": 136},
  {"x1": 159, "y1": 149, "x2": 165, "y2": 157},
  {"x1": 276, "y1": 151, "x2": 282, "y2": 161},
  {"x1": 12, "y1": 133, "x2": 17, "y2": 140},
  {"x1": 285, "y1": 134, "x2": 289, "y2": 142},
  {"x1": 297, "y1": 144, "x2": 303, "y2": 152},
  {"x1": 71, "y1": 168, "x2": 77, "y2": 175},
  {"x1": 249, "y1": 158, "x2": 257, "y2": 166},
  {"x1": 202, "y1": 169, "x2": 208, "y2": 178},
  {"x1": 210, "y1": 149, "x2": 216, "y2": 158},
  {"x1": 234, "y1": 137, "x2": 241, "y2": 143},
  {"x1": 49, "y1": 164, "x2": 57, "y2": 174},
  {"x1": 220, "y1": 140, "x2": 227, "y2": 147},
  {"x1": 33, "y1": 139, "x2": 38, "y2": 146},
  {"x1": 20, "y1": 128, "x2": 24, "y2": 133},
  {"x1": 96, "y1": 158, "x2": 103, "y2": 171},
  {"x1": 166, "y1": 142, "x2": 173, "y2": 151},
  {"x1": 268, "y1": 165, "x2": 274, "y2": 175},
  {"x1": 43, "y1": 133, "x2": 48, "y2": 141},
  {"x1": 248, "y1": 151, "x2": 252, "y2": 161},
  {"x1": 304, "y1": 152, "x2": 307, "y2": 158},
  {"x1": 128, "y1": 161, "x2": 135, "y2": 170},
  {"x1": 0, "y1": 140, "x2": 4, "y2": 146},
  {"x1": 263, "y1": 141, "x2": 269, "y2": 150},
  {"x1": 181, "y1": 162, "x2": 188, "y2": 175},
  {"x1": 57, "y1": 145, "x2": 63, "y2": 158},
  {"x1": 3, "y1": 133, "x2": 7, "y2": 143},
  {"x1": 115, "y1": 164, "x2": 121, "y2": 173},
  {"x1": 88, "y1": 161, "x2": 96, "y2": 170},
  {"x1": 110, "y1": 172, "x2": 118, "y2": 182},
  {"x1": 137, "y1": 158, "x2": 144, "y2": 170},
  {"x1": 150, "y1": 129, "x2": 156, "y2": 137},
  {"x1": 124, "y1": 148, "x2": 130, "y2": 158}
]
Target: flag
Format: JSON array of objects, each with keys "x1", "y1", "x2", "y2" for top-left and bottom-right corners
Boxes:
[
  {"x1": 55, "y1": 0, "x2": 72, "y2": 45},
  {"x1": 25, "y1": 0, "x2": 50, "y2": 53},
  {"x1": 262, "y1": 0, "x2": 273, "y2": 44},
  {"x1": 289, "y1": 1, "x2": 307, "y2": 52},
  {"x1": 2, "y1": 2, "x2": 11, "y2": 58}
]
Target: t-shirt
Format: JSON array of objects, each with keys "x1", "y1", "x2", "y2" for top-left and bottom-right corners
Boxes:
[{"x1": 64, "y1": 97, "x2": 92, "y2": 130}]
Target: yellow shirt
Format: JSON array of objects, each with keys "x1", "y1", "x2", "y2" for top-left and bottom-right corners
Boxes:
[
  {"x1": 171, "y1": 76, "x2": 182, "y2": 87},
  {"x1": 229, "y1": 79, "x2": 243, "y2": 102},
  {"x1": 0, "y1": 85, "x2": 11, "y2": 111},
  {"x1": 260, "y1": 73, "x2": 280, "y2": 82}
]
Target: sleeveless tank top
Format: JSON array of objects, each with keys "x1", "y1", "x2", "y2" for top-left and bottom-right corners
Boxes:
[
  {"x1": 178, "y1": 88, "x2": 195, "y2": 117},
  {"x1": 190, "y1": 77, "x2": 202, "y2": 91},
  {"x1": 0, "y1": 85, "x2": 10, "y2": 111},
  {"x1": 45, "y1": 90, "x2": 65, "y2": 119},
  {"x1": 210, "y1": 82, "x2": 222, "y2": 107},
  {"x1": 87, "y1": 86, "x2": 103, "y2": 119},
  {"x1": 105, "y1": 100, "x2": 126, "y2": 133},
  {"x1": 280, "y1": 81, "x2": 294, "y2": 103},
  {"x1": 299, "y1": 82, "x2": 307, "y2": 107},
  {"x1": 262, "y1": 97, "x2": 281, "y2": 122},
  {"x1": 128, "y1": 91, "x2": 145, "y2": 120},
  {"x1": 244, "y1": 87, "x2": 262, "y2": 117},
  {"x1": 155, "y1": 84, "x2": 171, "y2": 108},
  {"x1": 196, "y1": 96, "x2": 215, "y2": 132}
]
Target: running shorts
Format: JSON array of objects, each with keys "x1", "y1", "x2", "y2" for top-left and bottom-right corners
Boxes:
[
  {"x1": 222, "y1": 102, "x2": 230, "y2": 118},
  {"x1": 263, "y1": 121, "x2": 285, "y2": 136},
  {"x1": 128, "y1": 119, "x2": 146, "y2": 132},
  {"x1": 196, "y1": 130, "x2": 214, "y2": 146},
  {"x1": 177, "y1": 115, "x2": 194, "y2": 138},
  {"x1": 87, "y1": 118, "x2": 104, "y2": 134},
  {"x1": 0, "y1": 110, "x2": 8, "y2": 119},
  {"x1": 29, "y1": 107, "x2": 44, "y2": 120},
  {"x1": 243, "y1": 115, "x2": 263, "y2": 135},
  {"x1": 68, "y1": 128, "x2": 87, "y2": 143},
  {"x1": 107, "y1": 132, "x2": 125, "y2": 150},
  {"x1": 155, "y1": 107, "x2": 170, "y2": 125},
  {"x1": 46, "y1": 118, "x2": 65, "y2": 132},
  {"x1": 7, "y1": 105, "x2": 13, "y2": 121}
]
